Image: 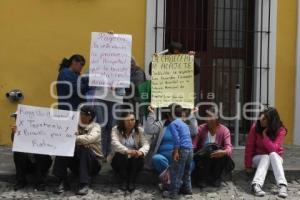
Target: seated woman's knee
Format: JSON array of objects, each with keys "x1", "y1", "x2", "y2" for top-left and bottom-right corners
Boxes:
[{"x1": 269, "y1": 152, "x2": 279, "y2": 157}]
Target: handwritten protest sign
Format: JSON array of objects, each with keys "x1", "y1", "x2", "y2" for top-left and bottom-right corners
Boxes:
[
  {"x1": 12, "y1": 105, "x2": 79, "y2": 157},
  {"x1": 151, "y1": 54, "x2": 194, "y2": 108},
  {"x1": 89, "y1": 32, "x2": 132, "y2": 88}
]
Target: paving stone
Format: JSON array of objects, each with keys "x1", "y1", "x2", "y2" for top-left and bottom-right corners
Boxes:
[{"x1": 0, "y1": 145, "x2": 300, "y2": 199}]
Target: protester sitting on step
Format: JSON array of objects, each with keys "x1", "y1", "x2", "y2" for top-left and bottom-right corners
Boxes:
[
  {"x1": 245, "y1": 107, "x2": 288, "y2": 198},
  {"x1": 144, "y1": 105, "x2": 197, "y2": 191},
  {"x1": 10, "y1": 112, "x2": 52, "y2": 191},
  {"x1": 53, "y1": 105, "x2": 103, "y2": 195},
  {"x1": 192, "y1": 106, "x2": 234, "y2": 188},
  {"x1": 109, "y1": 110, "x2": 149, "y2": 192}
]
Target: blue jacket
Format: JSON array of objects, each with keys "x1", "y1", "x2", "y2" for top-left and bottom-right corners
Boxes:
[
  {"x1": 169, "y1": 118, "x2": 193, "y2": 150},
  {"x1": 56, "y1": 68, "x2": 88, "y2": 110}
]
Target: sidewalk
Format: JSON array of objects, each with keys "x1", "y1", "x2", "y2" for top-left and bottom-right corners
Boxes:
[
  {"x1": 0, "y1": 146, "x2": 300, "y2": 199},
  {"x1": 1, "y1": 145, "x2": 300, "y2": 184}
]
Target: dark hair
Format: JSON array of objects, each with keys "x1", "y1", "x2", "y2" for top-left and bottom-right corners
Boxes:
[
  {"x1": 205, "y1": 106, "x2": 219, "y2": 118},
  {"x1": 148, "y1": 62, "x2": 152, "y2": 76},
  {"x1": 204, "y1": 106, "x2": 220, "y2": 126},
  {"x1": 256, "y1": 107, "x2": 287, "y2": 140},
  {"x1": 182, "y1": 108, "x2": 191, "y2": 117},
  {"x1": 80, "y1": 105, "x2": 96, "y2": 122},
  {"x1": 160, "y1": 107, "x2": 171, "y2": 126},
  {"x1": 59, "y1": 54, "x2": 85, "y2": 72},
  {"x1": 117, "y1": 111, "x2": 139, "y2": 136},
  {"x1": 131, "y1": 57, "x2": 137, "y2": 67},
  {"x1": 168, "y1": 41, "x2": 183, "y2": 54},
  {"x1": 168, "y1": 103, "x2": 183, "y2": 118}
]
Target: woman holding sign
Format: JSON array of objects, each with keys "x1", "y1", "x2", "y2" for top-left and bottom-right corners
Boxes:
[
  {"x1": 53, "y1": 105, "x2": 103, "y2": 195},
  {"x1": 10, "y1": 113, "x2": 52, "y2": 191},
  {"x1": 110, "y1": 111, "x2": 149, "y2": 192},
  {"x1": 57, "y1": 54, "x2": 89, "y2": 111}
]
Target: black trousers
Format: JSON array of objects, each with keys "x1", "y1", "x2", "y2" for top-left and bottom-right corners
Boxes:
[
  {"x1": 13, "y1": 152, "x2": 52, "y2": 183},
  {"x1": 111, "y1": 153, "x2": 144, "y2": 183},
  {"x1": 53, "y1": 146, "x2": 101, "y2": 184},
  {"x1": 193, "y1": 154, "x2": 230, "y2": 184}
]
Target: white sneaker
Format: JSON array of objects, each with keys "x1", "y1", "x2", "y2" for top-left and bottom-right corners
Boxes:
[
  {"x1": 278, "y1": 184, "x2": 288, "y2": 198},
  {"x1": 252, "y1": 184, "x2": 266, "y2": 197}
]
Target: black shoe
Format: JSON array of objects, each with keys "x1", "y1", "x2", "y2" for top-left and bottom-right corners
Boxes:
[
  {"x1": 197, "y1": 181, "x2": 206, "y2": 189},
  {"x1": 13, "y1": 181, "x2": 27, "y2": 191},
  {"x1": 53, "y1": 181, "x2": 70, "y2": 194},
  {"x1": 210, "y1": 179, "x2": 221, "y2": 188},
  {"x1": 77, "y1": 184, "x2": 90, "y2": 196},
  {"x1": 179, "y1": 188, "x2": 193, "y2": 195},
  {"x1": 119, "y1": 181, "x2": 127, "y2": 191},
  {"x1": 162, "y1": 191, "x2": 179, "y2": 199},
  {"x1": 128, "y1": 182, "x2": 136, "y2": 192},
  {"x1": 34, "y1": 183, "x2": 46, "y2": 191}
]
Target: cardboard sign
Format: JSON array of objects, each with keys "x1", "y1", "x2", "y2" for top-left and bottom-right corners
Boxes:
[
  {"x1": 12, "y1": 105, "x2": 79, "y2": 157},
  {"x1": 89, "y1": 32, "x2": 132, "y2": 88},
  {"x1": 151, "y1": 54, "x2": 194, "y2": 108}
]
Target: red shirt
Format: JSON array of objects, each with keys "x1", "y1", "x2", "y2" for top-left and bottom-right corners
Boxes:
[
  {"x1": 244, "y1": 123, "x2": 286, "y2": 168},
  {"x1": 193, "y1": 123, "x2": 233, "y2": 156}
]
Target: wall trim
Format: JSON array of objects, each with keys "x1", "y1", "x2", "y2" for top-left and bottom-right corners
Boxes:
[
  {"x1": 294, "y1": 0, "x2": 300, "y2": 145},
  {"x1": 253, "y1": 0, "x2": 277, "y2": 107}
]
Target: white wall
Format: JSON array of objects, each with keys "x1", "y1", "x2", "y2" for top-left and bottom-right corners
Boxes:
[
  {"x1": 144, "y1": 0, "x2": 165, "y2": 79},
  {"x1": 253, "y1": 0, "x2": 277, "y2": 108},
  {"x1": 294, "y1": 0, "x2": 300, "y2": 145}
]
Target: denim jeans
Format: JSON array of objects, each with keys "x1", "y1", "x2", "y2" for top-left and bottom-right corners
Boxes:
[
  {"x1": 152, "y1": 153, "x2": 196, "y2": 174},
  {"x1": 152, "y1": 153, "x2": 172, "y2": 174},
  {"x1": 53, "y1": 146, "x2": 101, "y2": 184},
  {"x1": 88, "y1": 98, "x2": 117, "y2": 157},
  {"x1": 86, "y1": 86, "x2": 125, "y2": 157},
  {"x1": 169, "y1": 148, "x2": 193, "y2": 196}
]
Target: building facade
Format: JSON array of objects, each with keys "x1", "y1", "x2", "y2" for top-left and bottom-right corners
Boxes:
[{"x1": 0, "y1": 0, "x2": 298, "y2": 145}]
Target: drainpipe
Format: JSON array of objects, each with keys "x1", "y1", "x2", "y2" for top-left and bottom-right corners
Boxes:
[{"x1": 234, "y1": 84, "x2": 240, "y2": 147}]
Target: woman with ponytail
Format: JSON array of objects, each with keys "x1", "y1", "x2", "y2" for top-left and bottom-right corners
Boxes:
[{"x1": 57, "y1": 54, "x2": 89, "y2": 111}]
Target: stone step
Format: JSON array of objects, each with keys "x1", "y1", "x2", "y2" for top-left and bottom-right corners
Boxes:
[
  {"x1": 0, "y1": 164, "x2": 299, "y2": 186},
  {"x1": 1, "y1": 145, "x2": 300, "y2": 185}
]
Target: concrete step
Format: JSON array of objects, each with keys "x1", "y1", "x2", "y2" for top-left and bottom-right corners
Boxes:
[
  {"x1": 1, "y1": 145, "x2": 300, "y2": 185},
  {"x1": 1, "y1": 162, "x2": 300, "y2": 186}
]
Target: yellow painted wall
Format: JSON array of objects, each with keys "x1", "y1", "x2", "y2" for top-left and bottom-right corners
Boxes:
[
  {"x1": 1, "y1": 0, "x2": 297, "y2": 145},
  {"x1": 0, "y1": 0, "x2": 146, "y2": 145},
  {"x1": 275, "y1": 0, "x2": 297, "y2": 144}
]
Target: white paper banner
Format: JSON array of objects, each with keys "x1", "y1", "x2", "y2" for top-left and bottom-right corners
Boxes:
[
  {"x1": 12, "y1": 105, "x2": 79, "y2": 157},
  {"x1": 89, "y1": 32, "x2": 132, "y2": 88}
]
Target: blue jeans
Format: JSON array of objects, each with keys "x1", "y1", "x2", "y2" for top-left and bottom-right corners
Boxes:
[
  {"x1": 170, "y1": 149, "x2": 193, "y2": 195},
  {"x1": 152, "y1": 153, "x2": 196, "y2": 174},
  {"x1": 152, "y1": 153, "x2": 172, "y2": 174},
  {"x1": 92, "y1": 99, "x2": 117, "y2": 157}
]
